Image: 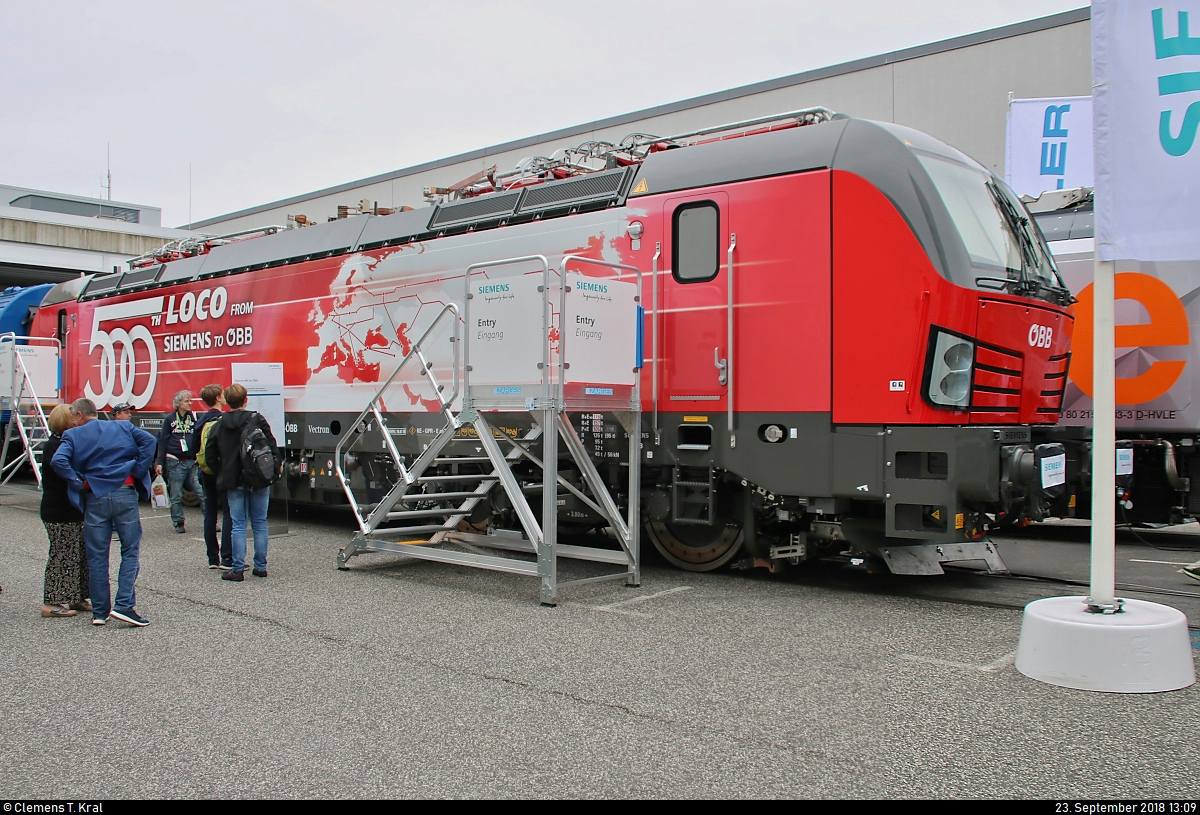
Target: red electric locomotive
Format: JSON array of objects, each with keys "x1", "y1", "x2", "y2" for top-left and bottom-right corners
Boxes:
[{"x1": 29, "y1": 109, "x2": 1075, "y2": 574}]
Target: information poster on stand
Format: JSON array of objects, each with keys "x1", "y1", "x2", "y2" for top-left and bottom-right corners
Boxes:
[
  {"x1": 231, "y1": 362, "x2": 286, "y2": 446},
  {"x1": 230, "y1": 361, "x2": 288, "y2": 535}
]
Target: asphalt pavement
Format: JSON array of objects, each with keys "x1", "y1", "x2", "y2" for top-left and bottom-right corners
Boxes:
[{"x1": 1, "y1": 491, "x2": 1198, "y2": 800}]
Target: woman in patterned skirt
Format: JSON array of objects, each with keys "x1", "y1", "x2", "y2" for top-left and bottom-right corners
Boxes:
[{"x1": 40, "y1": 404, "x2": 89, "y2": 618}]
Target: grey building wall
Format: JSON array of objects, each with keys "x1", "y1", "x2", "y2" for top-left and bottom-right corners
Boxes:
[
  {"x1": 0, "y1": 184, "x2": 195, "y2": 286},
  {"x1": 190, "y1": 8, "x2": 1092, "y2": 234}
]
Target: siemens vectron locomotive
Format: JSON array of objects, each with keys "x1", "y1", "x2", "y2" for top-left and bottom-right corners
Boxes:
[{"x1": 24, "y1": 109, "x2": 1075, "y2": 574}]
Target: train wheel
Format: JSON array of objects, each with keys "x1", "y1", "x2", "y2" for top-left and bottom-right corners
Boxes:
[{"x1": 645, "y1": 517, "x2": 744, "y2": 571}]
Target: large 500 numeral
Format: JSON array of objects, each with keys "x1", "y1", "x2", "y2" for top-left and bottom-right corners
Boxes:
[{"x1": 84, "y1": 324, "x2": 158, "y2": 408}]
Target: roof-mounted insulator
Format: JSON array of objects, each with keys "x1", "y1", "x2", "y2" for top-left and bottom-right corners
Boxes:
[
  {"x1": 421, "y1": 107, "x2": 838, "y2": 205},
  {"x1": 126, "y1": 225, "x2": 287, "y2": 269}
]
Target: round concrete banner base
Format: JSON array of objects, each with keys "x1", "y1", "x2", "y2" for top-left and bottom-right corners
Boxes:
[{"x1": 1016, "y1": 596, "x2": 1195, "y2": 693}]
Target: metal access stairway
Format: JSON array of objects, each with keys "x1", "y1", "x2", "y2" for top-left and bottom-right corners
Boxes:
[
  {"x1": 354, "y1": 419, "x2": 543, "y2": 549},
  {"x1": 335, "y1": 254, "x2": 643, "y2": 604},
  {"x1": 0, "y1": 334, "x2": 59, "y2": 492}
]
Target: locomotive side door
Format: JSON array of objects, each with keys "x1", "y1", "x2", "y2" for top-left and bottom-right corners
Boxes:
[{"x1": 660, "y1": 192, "x2": 731, "y2": 405}]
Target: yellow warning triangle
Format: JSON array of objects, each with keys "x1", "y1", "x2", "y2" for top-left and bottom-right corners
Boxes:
[
  {"x1": 631, "y1": 178, "x2": 648, "y2": 194},
  {"x1": 930, "y1": 508, "x2": 941, "y2": 521}
]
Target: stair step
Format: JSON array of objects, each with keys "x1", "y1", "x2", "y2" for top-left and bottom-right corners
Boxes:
[
  {"x1": 400, "y1": 491, "x2": 488, "y2": 502},
  {"x1": 368, "y1": 523, "x2": 458, "y2": 536},
  {"x1": 385, "y1": 507, "x2": 473, "y2": 520},
  {"x1": 416, "y1": 473, "x2": 497, "y2": 483}
]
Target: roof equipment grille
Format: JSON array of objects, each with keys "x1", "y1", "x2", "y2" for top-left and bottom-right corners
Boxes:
[
  {"x1": 516, "y1": 168, "x2": 631, "y2": 215},
  {"x1": 428, "y1": 189, "x2": 524, "y2": 230}
]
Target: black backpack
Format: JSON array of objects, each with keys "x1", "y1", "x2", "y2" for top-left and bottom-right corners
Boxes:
[{"x1": 239, "y1": 415, "x2": 278, "y2": 489}]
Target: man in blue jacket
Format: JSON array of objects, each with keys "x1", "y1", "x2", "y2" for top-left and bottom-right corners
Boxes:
[{"x1": 52, "y1": 398, "x2": 157, "y2": 627}]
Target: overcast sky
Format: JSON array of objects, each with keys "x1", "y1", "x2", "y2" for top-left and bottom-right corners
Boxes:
[{"x1": 0, "y1": 1, "x2": 1087, "y2": 228}]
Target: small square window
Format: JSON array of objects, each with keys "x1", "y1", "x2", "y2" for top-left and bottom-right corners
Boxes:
[{"x1": 673, "y1": 202, "x2": 720, "y2": 282}]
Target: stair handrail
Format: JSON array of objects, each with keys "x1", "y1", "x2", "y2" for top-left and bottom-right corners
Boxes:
[
  {"x1": 333, "y1": 303, "x2": 462, "y2": 529},
  {"x1": 0, "y1": 333, "x2": 61, "y2": 489}
]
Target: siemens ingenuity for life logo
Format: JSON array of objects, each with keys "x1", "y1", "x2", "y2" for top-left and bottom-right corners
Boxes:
[{"x1": 1154, "y1": 8, "x2": 1200, "y2": 156}]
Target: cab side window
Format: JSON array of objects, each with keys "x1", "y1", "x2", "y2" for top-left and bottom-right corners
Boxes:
[{"x1": 673, "y1": 202, "x2": 720, "y2": 282}]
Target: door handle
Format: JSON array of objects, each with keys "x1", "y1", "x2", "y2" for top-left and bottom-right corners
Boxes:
[{"x1": 714, "y1": 347, "x2": 728, "y2": 386}]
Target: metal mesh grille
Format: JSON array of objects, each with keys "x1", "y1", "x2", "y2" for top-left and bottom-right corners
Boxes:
[
  {"x1": 118, "y1": 266, "x2": 162, "y2": 288},
  {"x1": 518, "y1": 168, "x2": 628, "y2": 213},
  {"x1": 81, "y1": 274, "x2": 122, "y2": 299},
  {"x1": 428, "y1": 190, "x2": 523, "y2": 229}
]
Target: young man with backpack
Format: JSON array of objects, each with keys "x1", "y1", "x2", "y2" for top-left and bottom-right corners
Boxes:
[
  {"x1": 190, "y1": 384, "x2": 233, "y2": 571},
  {"x1": 203, "y1": 383, "x2": 280, "y2": 582}
]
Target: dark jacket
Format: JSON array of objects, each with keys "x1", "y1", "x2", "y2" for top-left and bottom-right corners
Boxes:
[
  {"x1": 157, "y1": 409, "x2": 199, "y2": 466},
  {"x1": 51, "y1": 418, "x2": 157, "y2": 512},
  {"x1": 40, "y1": 434, "x2": 83, "y2": 524},
  {"x1": 205, "y1": 409, "x2": 279, "y2": 492}
]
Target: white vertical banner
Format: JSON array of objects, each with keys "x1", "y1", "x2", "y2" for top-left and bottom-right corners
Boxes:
[
  {"x1": 1093, "y1": 1, "x2": 1200, "y2": 262},
  {"x1": 1005, "y1": 96, "x2": 1094, "y2": 197}
]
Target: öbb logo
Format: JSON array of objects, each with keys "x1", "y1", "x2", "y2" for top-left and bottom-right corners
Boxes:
[{"x1": 1028, "y1": 324, "x2": 1054, "y2": 348}]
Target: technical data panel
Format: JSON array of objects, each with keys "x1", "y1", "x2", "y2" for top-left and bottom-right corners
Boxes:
[{"x1": 572, "y1": 412, "x2": 628, "y2": 461}]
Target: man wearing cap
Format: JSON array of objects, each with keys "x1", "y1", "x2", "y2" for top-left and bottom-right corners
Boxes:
[
  {"x1": 154, "y1": 390, "x2": 205, "y2": 534},
  {"x1": 52, "y1": 398, "x2": 156, "y2": 627},
  {"x1": 112, "y1": 402, "x2": 134, "y2": 421}
]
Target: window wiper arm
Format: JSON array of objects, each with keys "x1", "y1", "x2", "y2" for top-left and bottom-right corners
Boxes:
[{"x1": 987, "y1": 181, "x2": 1039, "y2": 294}]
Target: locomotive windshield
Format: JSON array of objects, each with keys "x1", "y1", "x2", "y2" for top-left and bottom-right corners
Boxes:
[{"x1": 915, "y1": 151, "x2": 1070, "y2": 304}]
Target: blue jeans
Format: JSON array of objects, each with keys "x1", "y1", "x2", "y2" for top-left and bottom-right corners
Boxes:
[
  {"x1": 166, "y1": 458, "x2": 205, "y2": 528},
  {"x1": 82, "y1": 485, "x2": 142, "y2": 617},
  {"x1": 228, "y1": 484, "x2": 270, "y2": 573}
]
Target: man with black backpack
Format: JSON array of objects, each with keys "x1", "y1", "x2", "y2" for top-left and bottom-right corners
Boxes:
[{"x1": 203, "y1": 383, "x2": 280, "y2": 582}]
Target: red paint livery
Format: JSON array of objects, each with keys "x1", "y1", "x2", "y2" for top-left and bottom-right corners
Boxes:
[{"x1": 28, "y1": 111, "x2": 1075, "y2": 574}]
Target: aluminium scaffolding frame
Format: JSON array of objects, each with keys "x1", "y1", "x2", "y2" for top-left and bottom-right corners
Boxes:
[{"x1": 335, "y1": 254, "x2": 642, "y2": 605}]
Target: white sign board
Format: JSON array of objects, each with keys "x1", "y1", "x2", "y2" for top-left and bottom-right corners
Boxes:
[
  {"x1": 1093, "y1": 1, "x2": 1200, "y2": 262},
  {"x1": 468, "y1": 275, "x2": 546, "y2": 386},
  {"x1": 1005, "y1": 96, "x2": 1094, "y2": 197},
  {"x1": 0, "y1": 344, "x2": 59, "y2": 401},
  {"x1": 563, "y1": 273, "x2": 637, "y2": 387},
  {"x1": 1116, "y1": 446, "x2": 1135, "y2": 476},
  {"x1": 231, "y1": 362, "x2": 286, "y2": 446},
  {"x1": 1040, "y1": 452, "x2": 1067, "y2": 489}
]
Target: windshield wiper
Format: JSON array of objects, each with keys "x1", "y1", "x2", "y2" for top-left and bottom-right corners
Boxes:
[
  {"x1": 986, "y1": 181, "x2": 1034, "y2": 293},
  {"x1": 986, "y1": 181, "x2": 1074, "y2": 306}
]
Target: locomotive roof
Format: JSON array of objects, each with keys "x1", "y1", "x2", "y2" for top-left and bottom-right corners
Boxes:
[{"x1": 68, "y1": 115, "x2": 979, "y2": 302}]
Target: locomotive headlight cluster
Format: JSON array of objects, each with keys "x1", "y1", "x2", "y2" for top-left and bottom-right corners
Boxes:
[{"x1": 925, "y1": 329, "x2": 975, "y2": 409}]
